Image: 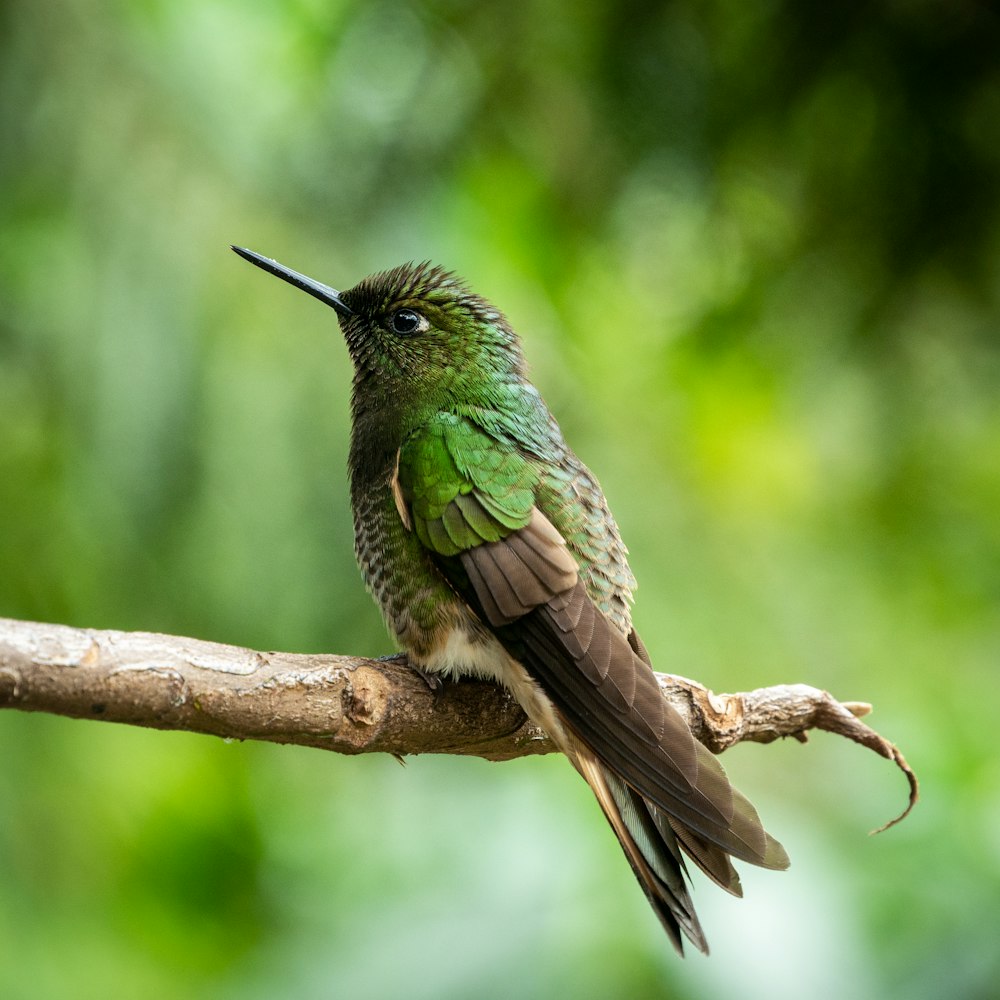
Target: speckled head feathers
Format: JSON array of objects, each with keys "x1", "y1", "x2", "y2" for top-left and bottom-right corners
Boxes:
[
  {"x1": 333, "y1": 262, "x2": 527, "y2": 402},
  {"x1": 233, "y1": 248, "x2": 535, "y2": 439},
  {"x1": 340, "y1": 262, "x2": 505, "y2": 326}
]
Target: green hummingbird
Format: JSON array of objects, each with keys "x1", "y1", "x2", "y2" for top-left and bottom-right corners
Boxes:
[{"x1": 232, "y1": 246, "x2": 789, "y2": 954}]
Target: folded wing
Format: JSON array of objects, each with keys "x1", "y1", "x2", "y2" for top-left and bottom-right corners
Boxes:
[{"x1": 396, "y1": 413, "x2": 789, "y2": 953}]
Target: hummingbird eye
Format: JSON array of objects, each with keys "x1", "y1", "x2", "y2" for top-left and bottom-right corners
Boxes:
[{"x1": 389, "y1": 308, "x2": 428, "y2": 336}]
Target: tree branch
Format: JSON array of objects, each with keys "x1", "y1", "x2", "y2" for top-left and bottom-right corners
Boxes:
[{"x1": 0, "y1": 616, "x2": 917, "y2": 827}]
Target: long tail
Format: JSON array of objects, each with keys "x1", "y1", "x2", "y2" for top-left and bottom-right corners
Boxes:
[
  {"x1": 576, "y1": 750, "x2": 786, "y2": 955},
  {"x1": 577, "y1": 753, "x2": 706, "y2": 953}
]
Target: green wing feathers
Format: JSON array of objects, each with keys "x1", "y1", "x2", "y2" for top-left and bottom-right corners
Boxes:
[{"x1": 396, "y1": 413, "x2": 537, "y2": 556}]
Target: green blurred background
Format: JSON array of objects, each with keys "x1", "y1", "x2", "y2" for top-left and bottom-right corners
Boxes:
[{"x1": 1, "y1": 1, "x2": 998, "y2": 997}]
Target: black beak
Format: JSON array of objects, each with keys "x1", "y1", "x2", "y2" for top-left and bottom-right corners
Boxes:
[{"x1": 231, "y1": 246, "x2": 353, "y2": 317}]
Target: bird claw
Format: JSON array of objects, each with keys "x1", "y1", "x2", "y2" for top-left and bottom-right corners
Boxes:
[{"x1": 410, "y1": 664, "x2": 446, "y2": 696}]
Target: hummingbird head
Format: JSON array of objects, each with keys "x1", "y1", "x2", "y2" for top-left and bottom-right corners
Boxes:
[{"x1": 232, "y1": 248, "x2": 527, "y2": 420}]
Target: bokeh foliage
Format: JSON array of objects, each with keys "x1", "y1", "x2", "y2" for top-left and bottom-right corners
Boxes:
[{"x1": 1, "y1": 1, "x2": 998, "y2": 997}]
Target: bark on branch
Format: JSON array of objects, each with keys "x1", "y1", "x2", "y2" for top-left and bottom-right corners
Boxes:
[{"x1": 0, "y1": 616, "x2": 916, "y2": 828}]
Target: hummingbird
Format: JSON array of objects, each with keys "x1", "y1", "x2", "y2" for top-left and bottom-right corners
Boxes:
[{"x1": 232, "y1": 246, "x2": 789, "y2": 954}]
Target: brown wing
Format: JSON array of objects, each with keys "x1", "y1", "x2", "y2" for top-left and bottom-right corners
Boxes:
[{"x1": 456, "y1": 508, "x2": 788, "y2": 871}]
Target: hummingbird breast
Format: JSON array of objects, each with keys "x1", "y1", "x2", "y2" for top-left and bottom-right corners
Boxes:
[
  {"x1": 347, "y1": 396, "x2": 638, "y2": 675},
  {"x1": 349, "y1": 437, "x2": 510, "y2": 677}
]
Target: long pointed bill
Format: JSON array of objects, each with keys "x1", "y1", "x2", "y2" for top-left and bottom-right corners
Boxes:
[{"x1": 231, "y1": 246, "x2": 353, "y2": 316}]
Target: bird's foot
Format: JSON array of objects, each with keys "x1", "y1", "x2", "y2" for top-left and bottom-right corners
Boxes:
[{"x1": 410, "y1": 664, "x2": 446, "y2": 696}]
